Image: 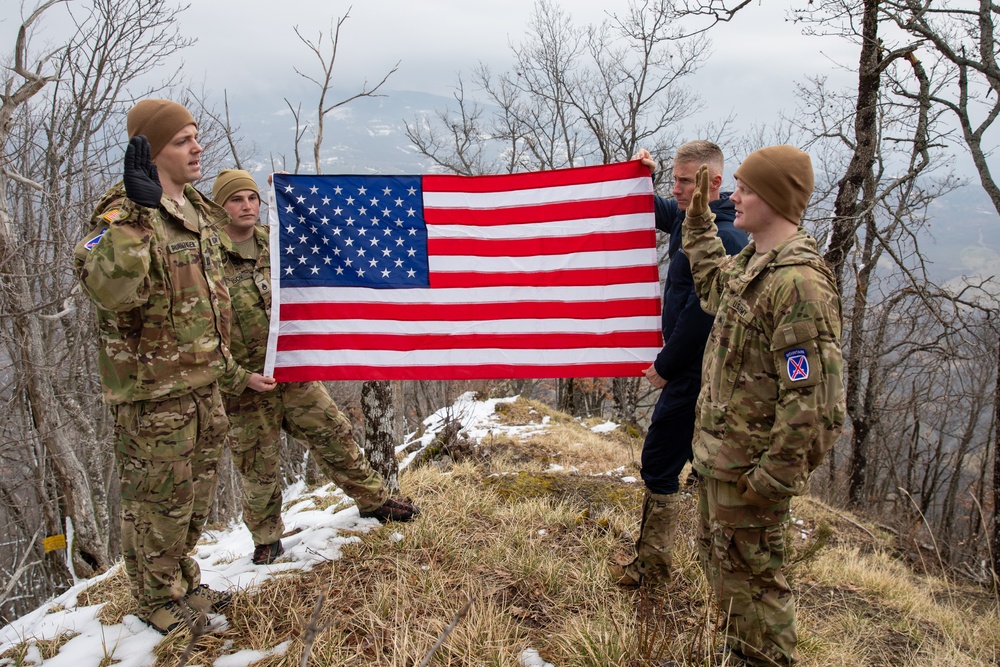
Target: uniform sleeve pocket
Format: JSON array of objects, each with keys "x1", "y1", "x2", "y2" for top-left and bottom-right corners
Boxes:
[{"x1": 772, "y1": 321, "x2": 822, "y2": 389}]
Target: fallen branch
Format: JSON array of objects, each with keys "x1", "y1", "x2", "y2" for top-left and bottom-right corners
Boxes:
[
  {"x1": 174, "y1": 598, "x2": 207, "y2": 667},
  {"x1": 300, "y1": 593, "x2": 328, "y2": 667},
  {"x1": 417, "y1": 593, "x2": 473, "y2": 667}
]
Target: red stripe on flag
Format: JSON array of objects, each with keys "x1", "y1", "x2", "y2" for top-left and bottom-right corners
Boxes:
[
  {"x1": 280, "y1": 297, "x2": 661, "y2": 322},
  {"x1": 423, "y1": 161, "x2": 650, "y2": 193},
  {"x1": 277, "y1": 331, "x2": 663, "y2": 352},
  {"x1": 427, "y1": 229, "x2": 656, "y2": 257},
  {"x1": 423, "y1": 194, "x2": 653, "y2": 225},
  {"x1": 273, "y1": 362, "x2": 648, "y2": 382},
  {"x1": 428, "y1": 265, "x2": 660, "y2": 289}
]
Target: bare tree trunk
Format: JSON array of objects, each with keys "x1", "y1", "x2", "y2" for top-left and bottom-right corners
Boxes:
[
  {"x1": 822, "y1": 0, "x2": 881, "y2": 285},
  {"x1": 362, "y1": 380, "x2": 400, "y2": 495},
  {"x1": 821, "y1": 0, "x2": 908, "y2": 509},
  {"x1": 391, "y1": 380, "x2": 405, "y2": 444},
  {"x1": 611, "y1": 377, "x2": 640, "y2": 428},
  {"x1": 0, "y1": 180, "x2": 111, "y2": 580},
  {"x1": 992, "y1": 333, "x2": 1000, "y2": 582},
  {"x1": 558, "y1": 378, "x2": 576, "y2": 416},
  {"x1": 846, "y1": 214, "x2": 877, "y2": 506}
]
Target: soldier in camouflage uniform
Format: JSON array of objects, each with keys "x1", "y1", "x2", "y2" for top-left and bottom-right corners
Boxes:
[
  {"x1": 211, "y1": 170, "x2": 418, "y2": 566},
  {"x1": 611, "y1": 142, "x2": 747, "y2": 589},
  {"x1": 681, "y1": 146, "x2": 846, "y2": 666},
  {"x1": 74, "y1": 100, "x2": 237, "y2": 633}
]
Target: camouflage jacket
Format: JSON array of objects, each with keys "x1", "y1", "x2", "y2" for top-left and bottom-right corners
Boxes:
[
  {"x1": 220, "y1": 225, "x2": 271, "y2": 394},
  {"x1": 75, "y1": 183, "x2": 237, "y2": 405},
  {"x1": 682, "y1": 211, "x2": 846, "y2": 503}
]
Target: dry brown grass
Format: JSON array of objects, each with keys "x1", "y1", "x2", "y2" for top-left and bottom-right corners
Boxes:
[
  {"x1": 4, "y1": 402, "x2": 999, "y2": 666},
  {"x1": 0, "y1": 632, "x2": 77, "y2": 665},
  {"x1": 76, "y1": 567, "x2": 136, "y2": 625}
]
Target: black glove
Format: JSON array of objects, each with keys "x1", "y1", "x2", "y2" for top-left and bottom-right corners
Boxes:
[{"x1": 123, "y1": 136, "x2": 162, "y2": 208}]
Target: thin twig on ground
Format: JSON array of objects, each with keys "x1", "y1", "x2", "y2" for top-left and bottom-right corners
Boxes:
[
  {"x1": 300, "y1": 593, "x2": 328, "y2": 667},
  {"x1": 416, "y1": 593, "x2": 473, "y2": 667},
  {"x1": 175, "y1": 599, "x2": 206, "y2": 667}
]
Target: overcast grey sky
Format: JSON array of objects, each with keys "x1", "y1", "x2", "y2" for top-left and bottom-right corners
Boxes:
[
  {"x1": 2, "y1": 0, "x2": 995, "y2": 181},
  {"x1": 1, "y1": 0, "x2": 859, "y2": 136},
  {"x1": 178, "y1": 0, "x2": 859, "y2": 128}
]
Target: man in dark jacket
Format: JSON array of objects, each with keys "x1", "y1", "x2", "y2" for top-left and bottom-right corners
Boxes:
[{"x1": 612, "y1": 141, "x2": 748, "y2": 587}]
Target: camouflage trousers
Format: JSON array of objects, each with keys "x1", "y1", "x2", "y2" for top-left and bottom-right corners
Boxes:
[
  {"x1": 113, "y1": 383, "x2": 228, "y2": 618},
  {"x1": 225, "y1": 381, "x2": 387, "y2": 546},
  {"x1": 697, "y1": 477, "x2": 797, "y2": 666}
]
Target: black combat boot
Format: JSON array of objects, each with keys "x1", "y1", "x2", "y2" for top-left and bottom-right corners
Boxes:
[{"x1": 359, "y1": 497, "x2": 420, "y2": 523}]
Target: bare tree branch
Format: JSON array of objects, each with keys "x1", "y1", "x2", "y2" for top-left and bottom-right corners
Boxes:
[
  {"x1": 416, "y1": 594, "x2": 473, "y2": 667},
  {"x1": 291, "y1": 10, "x2": 398, "y2": 173}
]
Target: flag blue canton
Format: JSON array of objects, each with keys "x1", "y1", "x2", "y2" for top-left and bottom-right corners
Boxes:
[{"x1": 272, "y1": 174, "x2": 430, "y2": 288}]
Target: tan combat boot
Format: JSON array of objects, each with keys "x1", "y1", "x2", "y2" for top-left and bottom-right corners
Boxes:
[
  {"x1": 611, "y1": 491, "x2": 681, "y2": 586},
  {"x1": 144, "y1": 600, "x2": 189, "y2": 634},
  {"x1": 184, "y1": 584, "x2": 233, "y2": 614}
]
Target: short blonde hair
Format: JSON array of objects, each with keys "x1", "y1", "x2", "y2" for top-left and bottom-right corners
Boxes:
[{"x1": 674, "y1": 140, "x2": 724, "y2": 174}]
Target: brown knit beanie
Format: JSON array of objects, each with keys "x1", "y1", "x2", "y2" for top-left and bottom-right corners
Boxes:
[
  {"x1": 126, "y1": 100, "x2": 197, "y2": 158},
  {"x1": 212, "y1": 169, "x2": 259, "y2": 205},
  {"x1": 733, "y1": 145, "x2": 814, "y2": 224}
]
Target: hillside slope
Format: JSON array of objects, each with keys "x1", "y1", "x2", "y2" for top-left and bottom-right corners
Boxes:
[{"x1": 1, "y1": 393, "x2": 997, "y2": 667}]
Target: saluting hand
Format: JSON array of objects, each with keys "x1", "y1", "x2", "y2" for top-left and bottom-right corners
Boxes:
[
  {"x1": 686, "y1": 164, "x2": 711, "y2": 219},
  {"x1": 123, "y1": 136, "x2": 163, "y2": 208}
]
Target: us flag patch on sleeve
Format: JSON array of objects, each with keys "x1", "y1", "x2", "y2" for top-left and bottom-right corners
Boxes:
[{"x1": 102, "y1": 209, "x2": 121, "y2": 223}]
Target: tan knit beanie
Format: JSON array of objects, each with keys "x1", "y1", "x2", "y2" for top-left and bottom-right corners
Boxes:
[
  {"x1": 212, "y1": 169, "x2": 259, "y2": 205},
  {"x1": 126, "y1": 100, "x2": 197, "y2": 158},
  {"x1": 733, "y1": 145, "x2": 814, "y2": 224}
]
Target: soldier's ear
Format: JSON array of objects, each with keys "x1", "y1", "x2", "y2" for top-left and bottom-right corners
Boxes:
[{"x1": 710, "y1": 173, "x2": 723, "y2": 190}]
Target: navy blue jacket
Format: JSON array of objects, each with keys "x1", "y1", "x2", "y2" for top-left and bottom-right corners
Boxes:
[{"x1": 652, "y1": 193, "x2": 748, "y2": 381}]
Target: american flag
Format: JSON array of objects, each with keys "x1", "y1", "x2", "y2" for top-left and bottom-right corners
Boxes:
[{"x1": 264, "y1": 162, "x2": 662, "y2": 381}]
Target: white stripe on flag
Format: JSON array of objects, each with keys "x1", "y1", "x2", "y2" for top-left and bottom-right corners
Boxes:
[
  {"x1": 274, "y1": 346, "x2": 662, "y2": 368},
  {"x1": 425, "y1": 213, "x2": 651, "y2": 240},
  {"x1": 428, "y1": 248, "x2": 655, "y2": 273},
  {"x1": 277, "y1": 283, "x2": 656, "y2": 305},
  {"x1": 278, "y1": 316, "x2": 659, "y2": 336}
]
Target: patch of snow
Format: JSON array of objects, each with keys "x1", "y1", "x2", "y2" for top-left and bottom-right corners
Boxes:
[
  {"x1": 590, "y1": 421, "x2": 619, "y2": 433},
  {"x1": 520, "y1": 647, "x2": 555, "y2": 667},
  {"x1": 213, "y1": 640, "x2": 291, "y2": 667}
]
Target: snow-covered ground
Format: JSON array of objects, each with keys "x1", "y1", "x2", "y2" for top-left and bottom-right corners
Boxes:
[{"x1": 0, "y1": 392, "x2": 622, "y2": 667}]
